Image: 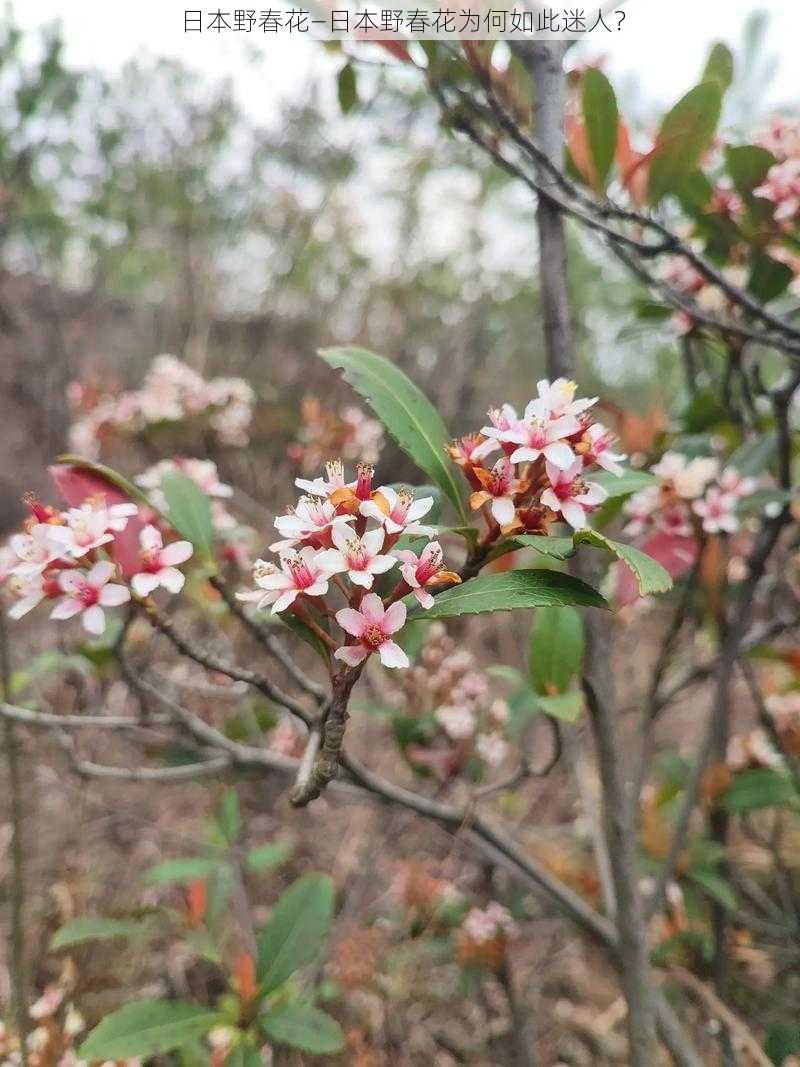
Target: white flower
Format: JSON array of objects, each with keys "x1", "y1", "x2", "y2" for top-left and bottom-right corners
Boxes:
[
  {"x1": 250, "y1": 547, "x2": 333, "y2": 613},
  {"x1": 334, "y1": 593, "x2": 408, "y2": 668},
  {"x1": 9, "y1": 524, "x2": 64, "y2": 576},
  {"x1": 529, "y1": 378, "x2": 598, "y2": 420},
  {"x1": 475, "y1": 733, "x2": 510, "y2": 767},
  {"x1": 316, "y1": 526, "x2": 395, "y2": 589},
  {"x1": 652, "y1": 452, "x2": 719, "y2": 500},
  {"x1": 271, "y1": 496, "x2": 354, "y2": 552},
  {"x1": 49, "y1": 561, "x2": 131, "y2": 635},
  {"x1": 436, "y1": 704, "x2": 476, "y2": 740},
  {"x1": 359, "y1": 486, "x2": 436, "y2": 536},
  {"x1": 131, "y1": 525, "x2": 194, "y2": 597},
  {"x1": 540, "y1": 459, "x2": 607, "y2": 529},
  {"x1": 692, "y1": 487, "x2": 739, "y2": 534}
]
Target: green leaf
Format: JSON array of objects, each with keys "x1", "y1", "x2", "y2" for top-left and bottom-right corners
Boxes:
[
  {"x1": 506, "y1": 535, "x2": 575, "y2": 561},
  {"x1": 688, "y1": 868, "x2": 736, "y2": 910},
  {"x1": 409, "y1": 569, "x2": 606, "y2": 620},
  {"x1": 319, "y1": 347, "x2": 467, "y2": 522},
  {"x1": 257, "y1": 874, "x2": 335, "y2": 992},
  {"x1": 535, "y1": 691, "x2": 584, "y2": 723},
  {"x1": 246, "y1": 841, "x2": 293, "y2": 871},
  {"x1": 573, "y1": 529, "x2": 673, "y2": 597},
  {"x1": 591, "y1": 469, "x2": 659, "y2": 499},
  {"x1": 50, "y1": 917, "x2": 144, "y2": 951},
  {"x1": 766, "y1": 1024, "x2": 800, "y2": 1065},
  {"x1": 727, "y1": 434, "x2": 777, "y2": 477},
  {"x1": 142, "y1": 857, "x2": 220, "y2": 886},
  {"x1": 78, "y1": 1001, "x2": 221, "y2": 1060},
  {"x1": 748, "y1": 252, "x2": 793, "y2": 303},
  {"x1": 721, "y1": 769, "x2": 798, "y2": 813},
  {"x1": 529, "y1": 607, "x2": 584, "y2": 695},
  {"x1": 225, "y1": 1045, "x2": 264, "y2": 1067},
  {"x1": 261, "y1": 1003, "x2": 344, "y2": 1055},
  {"x1": 218, "y1": 789, "x2": 240, "y2": 844},
  {"x1": 701, "y1": 42, "x2": 734, "y2": 91},
  {"x1": 648, "y1": 83, "x2": 722, "y2": 204},
  {"x1": 278, "y1": 610, "x2": 331, "y2": 664},
  {"x1": 161, "y1": 471, "x2": 214, "y2": 562},
  {"x1": 336, "y1": 62, "x2": 357, "y2": 114},
  {"x1": 581, "y1": 68, "x2": 618, "y2": 190},
  {"x1": 724, "y1": 144, "x2": 775, "y2": 196}
]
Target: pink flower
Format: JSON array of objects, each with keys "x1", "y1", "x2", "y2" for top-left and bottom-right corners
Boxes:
[
  {"x1": 131, "y1": 525, "x2": 194, "y2": 596},
  {"x1": 436, "y1": 704, "x2": 476, "y2": 740},
  {"x1": 479, "y1": 405, "x2": 521, "y2": 456},
  {"x1": 360, "y1": 486, "x2": 435, "y2": 536},
  {"x1": 49, "y1": 502, "x2": 138, "y2": 559},
  {"x1": 540, "y1": 459, "x2": 607, "y2": 529},
  {"x1": 393, "y1": 540, "x2": 459, "y2": 609},
  {"x1": 475, "y1": 733, "x2": 510, "y2": 767},
  {"x1": 334, "y1": 593, "x2": 408, "y2": 668},
  {"x1": 462, "y1": 902, "x2": 517, "y2": 943},
  {"x1": 316, "y1": 526, "x2": 395, "y2": 589},
  {"x1": 447, "y1": 434, "x2": 498, "y2": 467},
  {"x1": 50, "y1": 561, "x2": 131, "y2": 635},
  {"x1": 754, "y1": 158, "x2": 800, "y2": 222},
  {"x1": 578, "y1": 423, "x2": 626, "y2": 476},
  {"x1": 8, "y1": 525, "x2": 64, "y2": 576},
  {"x1": 469, "y1": 457, "x2": 525, "y2": 527},
  {"x1": 504, "y1": 408, "x2": 580, "y2": 469},
  {"x1": 295, "y1": 459, "x2": 353, "y2": 498},
  {"x1": 718, "y1": 468, "x2": 758, "y2": 499},
  {"x1": 692, "y1": 487, "x2": 739, "y2": 535},
  {"x1": 271, "y1": 496, "x2": 354, "y2": 552},
  {"x1": 250, "y1": 547, "x2": 334, "y2": 613},
  {"x1": 529, "y1": 378, "x2": 597, "y2": 420}
]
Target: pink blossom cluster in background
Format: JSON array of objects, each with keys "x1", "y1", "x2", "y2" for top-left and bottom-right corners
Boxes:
[
  {"x1": 448, "y1": 377, "x2": 625, "y2": 533},
  {"x1": 384, "y1": 621, "x2": 512, "y2": 779},
  {"x1": 67, "y1": 354, "x2": 255, "y2": 459}
]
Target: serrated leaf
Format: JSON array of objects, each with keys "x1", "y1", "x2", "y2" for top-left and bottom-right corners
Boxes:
[
  {"x1": 701, "y1": 42, "x2": 734, "y2": 91},
  {"x1": 261, "y1": 1003, "x2": 344, "y2": 1055},
  {"x1": 319, "y1": 347, "x2": 467, "y2": 521},
  {"x1": 161, "y1": 471, "x2": 214, "y2": 562},
  {"x1": 581, "y1": 68, "x2": 618, "y2": 191},
  {"x1": 529, "y1": 607, "x2": 584, "y2": 695},
  {"x1": 409, "y1": 569, "x2": 606, "y2": 620},
  {"x1": 257, "y1": 874, "x2": 335, "y2": 992},
  {"x1": 535, "y1": 691, "x2": 584, "y2": 723},
  {"x1": 246, "y1": 841, "x2": 292, "y2": 871},
  {"x1": 648, "y1": 83, "x2": 722, "y2": 204},
  {"x1": 78, "y1": 1001, "x2": 221, "y2": 1060},
  {"x1": 142, "y1": 857, "x2": 220, "y2": 886},
  {"x1": 510, "y1": 534, "x2": 576, "y2": 560},
  {"x1": 50, "y1": 917, "x2": 144, "y2": 951},
  {"x1": 573, "y1": 529, "x2": 673, "y2": 596}
]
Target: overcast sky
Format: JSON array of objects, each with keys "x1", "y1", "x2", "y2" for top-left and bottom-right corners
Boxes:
[{"x1": 9, "y1": 0, "x2": 800, "y2": 126}]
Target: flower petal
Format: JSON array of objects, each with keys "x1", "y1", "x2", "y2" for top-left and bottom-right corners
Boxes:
[
  {"x1": 82, "y1": 605, "x2": 106, "y2": 634},
  {"x1": 160, "y1": 541, "x2": 193, "y2": 566},
  {"x1": 334, "y1": 643, "x2": 369, "y2": 667},
  {"x1": 378, "y1": 640, "x2": 409, "y2": 669},
  {"x1": 335, "y1": 607, "x2": 366, "y2": 636},
  {"x1": 50, "y1": 597, "x2": 83, "y2": 620},
  {"x1": 131, "y1": 572, "x2": 161, "y2": 597},
  {"x1": 99, "y1": 583, "x2": 131, "y2": 606},
  {"x1": 383, "y1": 600, "x2": 407, "y2": 633}
]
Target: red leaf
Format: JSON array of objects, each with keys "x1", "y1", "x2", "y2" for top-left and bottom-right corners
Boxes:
[
  {"x1": 616, "y1": 532, "x2": 698, "y2": 605},
  {"x1": 49, "y1": 464, "x2": 145, "y2": 577}
]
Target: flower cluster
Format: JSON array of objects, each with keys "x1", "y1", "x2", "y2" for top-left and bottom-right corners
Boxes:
[
  {"x1": 448, "y1": 378, "x2": 624, "y2": 533},
  {"x1": 660, "y1": 256, "x2": 749, "y2": 334},
  {"x1": 137, "y1": 457, "x2": 258, "y2": 570},
  {"x1": 624, "y1": 452, "x2": 756, "y2": 540},
  {"x1": 754, "y1": 158, "x2": 800, "y2": 225},
  {"x1": 384, "y1": 622, "x2": 512, "y2": 779},
  {"x1": 456, "y1": 902, "x2": 518, "y2": 970},
  {"x1": 2, "y1": 494, "x2": 194, "y2": 635},
  {"x1": 237, "y1": 460, "x2": 459, "y2": 670},
  {"x1": 68, "y1": 354, "x2": 255, "y2": 459},
  {"x1": 288, "y1": 395, "x2": 385, "y2": 471}
]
